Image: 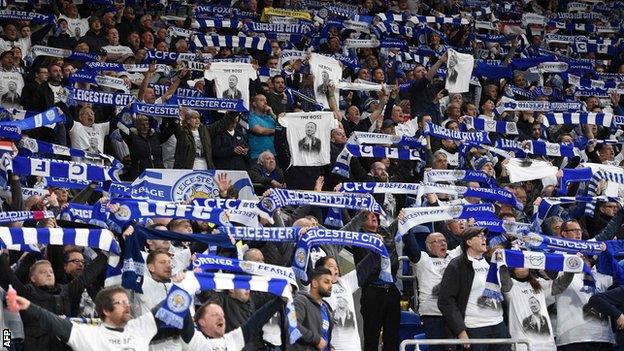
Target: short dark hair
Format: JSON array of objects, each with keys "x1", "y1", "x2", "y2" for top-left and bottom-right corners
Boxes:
[
  {"x1": 314, "y1": 256, "x2": 336, "y2": 270},
  {"x1": 63, "y1": 248, "x2": 83, "y2": 263},
  {"x1": 309, "y1": 267, "x2": 332, "y2": 281},
  {"x1": 194, "y1": 300, "x2": 222, "y2": 325},
  {"x1": 270, "y1": 75, "x2": 284, "y2": 84},
  {"x1": 146, "y1": 248, "x2": 169, "y2": 265},
  {"x1": 561, "y1": 219, "x2": 581, "y2": 232},
  {"x1": 95, "y1": 285, "x2": 127, "y2": 318}
]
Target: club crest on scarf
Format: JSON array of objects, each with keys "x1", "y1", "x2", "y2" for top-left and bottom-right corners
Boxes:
[
  {"x1": 167, "y1": 288, "x2": 191, "y2": 313},
  {"x1": 565, "y1": 256, "x2": 582, "y2": 270},
  {"x1": 294, "y1": 247, "x2": 307, "y2": 268},
  {"x1": 172, "y1": 171, "x2": 220, "y2": 201},
  {"x1": 449, "y1": 205, "x2": 463, "y2": 217}
]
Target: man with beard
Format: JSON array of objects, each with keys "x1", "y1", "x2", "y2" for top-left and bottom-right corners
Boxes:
[
  {"x1": 10, "y1": 285, "x2": 194, "y2": 350},
  {"x1": 293, "y1": 267, "x2": 334, "y2": 350}
]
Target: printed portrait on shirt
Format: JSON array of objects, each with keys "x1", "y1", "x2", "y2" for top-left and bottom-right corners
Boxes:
[
  {"x1": 332, "y1": 296, "x2": 355, "y2": 328},
  {"x1": 298, "y1": 121, "x2": 321, "y2": 153},
  {"x1": 222, "y1": 75, "x2": 243, "y2": 100},
  {"x1": 521, "y1": 297, "x2": 550, "y2": 335}
]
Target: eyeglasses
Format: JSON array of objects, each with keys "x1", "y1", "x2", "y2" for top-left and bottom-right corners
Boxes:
[
  {"x1": 112, "y1": 300, "x2": 131, "y2": 307},
  {"x1": 563, "y1": 228, "x2": 582, "y2": 233},
  {"x1": 67, "y1": 259, "x2": 85, "y2": 265}
]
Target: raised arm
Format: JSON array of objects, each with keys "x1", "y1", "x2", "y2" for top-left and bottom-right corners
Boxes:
[{"x1": 16, "y1": 296, "x2": 73, "y2": 342}]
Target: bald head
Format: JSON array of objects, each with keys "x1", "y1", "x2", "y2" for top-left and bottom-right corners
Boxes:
[{"x1": 425, "y1": 232, "x2": 448, "y2": 258}]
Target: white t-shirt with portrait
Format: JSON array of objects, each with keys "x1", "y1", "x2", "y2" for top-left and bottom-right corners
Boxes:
[
  {"x1": 58, "y1": 15, "x2": 90, "y2": 38},
  {"x1": 182, "y1": 328, "x2": 245, "y2": 351},
  {"x1": 414, "y1": 246, "x2": 462, "y2": 316},
  {"x1": 67, "y1": 312, "x2": 157, "y2": 350},
  {"x1": 505, "y1": 278, "x2": 555, "y2": 351},
  {"x1": 464, "y1": 256, "x2": 504, "y2": 328},
  {"x1": 555, "y1": 272, "x2": 615, "y2": 346},
  {"x1": 323, "y1": 270, "x2": 360, "y2": 351}
]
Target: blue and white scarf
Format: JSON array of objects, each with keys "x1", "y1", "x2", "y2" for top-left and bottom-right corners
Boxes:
[
  {"x1": 191, "y1": 198, "x2": 272, "y2": 222},
  {"x1": 498, "y1": 99, "x2": 583, "y2": 113},
  {"x1": 31, "y1": 45, "x2": 99, "y2": 62},
  {"x1": 0, "y1": 107, "x2": 64, "y2": 131},
  {"x1": 143, "y1": 50, "x2": 200, "y2": 63},
  {"x1": 0, "y1": 10, "x2": 56, "y2": 24},
  {"x1": 472, "y1": 219, "x2": 531, "y2": 234},
  {"x1": 257, "y1": 189, "x2": 385, "y2": 216},
  {"x1": 424, "y1": 122, "x2": 491, "y2": 144},
  {"x1": 0, "y1": 124, "x2": 21, "y2": 140},
  {"x1": 192, "y1": 18, "x2": 240, "y2": 29},
  {"x1": 339, "y1": 182, "x2": 420, "y2": 194},
  {"x1": 543, "y1": 112, "x2": 615, "y2": 127},
  {"x1": 584, "y1": 169, "x2": 624, "y2": 216},
  {"x1": 292, "y1": 228, "x2": 392, "y2": 283},
  {"x1": 19, "y1": 137, "x2": 121, "y2": 169},
  {"x1": 193, "y1": 34, "x2": 271, "y2": 52},
  {"x1": 131, "y1": 102, "x2": 179, "y2": 118},
  {"x1": 423, "y1": 169, "x2": 498, "y2": 188},
  {"x1": 109, "y1": 199, "x2": 230, "y2": 227},
  {"x1": 174, "y1": 96, "x2": 248, "y2": 112},
  {"x1": 59, "y1": 203, "x2": 109, "y2": 228},
  {"x1": 483, "y1": 249, "x2": 592, "y2": 301},
  {"x1": 180, "y1": 271, "x2": 301, "y2": 343},
  {"x1": 219, "y1": 226, "x2": 301, "y2": 242},
  {"x1": 520, "y1": 232, "x2": 605, "y2": 256},
  {"x1": 463, "y1": 116, "x2": 519, "y2": 135},
  {"x1": 191, "y1": 254, "x2": 297, "y2": 285},
  {"x1": 67, "y1": 88, "x2": 136, "y2": 107},
  {"x1": 0, "y1": 210, "x2": 54, "y2": 223},
  {"x1": 243, "y1": 22, "x2": 313, "y2": 34},
  {"x1": 419, "y1": 183, "x2": 523, "y2": 209},
  {"x1": 69, "y1": 72, "x2": 129, "y2": 92},
  {"x1": 565, "y1": 73, "x2": 620, "y2": 90},
  {"x1": 1, "y1": 155, "x2": 120, "y2": 182},
  {"x1": 398, "y1": 204, "x2": 497, "y2": 237},
  {"x1": 332, "y1": 132, "x2": 425, "y2": 177}
]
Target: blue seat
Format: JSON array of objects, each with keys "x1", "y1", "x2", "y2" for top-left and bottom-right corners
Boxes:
[{"x1": 399, "y1": 312, "x2": 424, "y2": 348}]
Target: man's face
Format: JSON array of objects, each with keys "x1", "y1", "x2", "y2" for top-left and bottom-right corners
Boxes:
[
  {"x1": 267, "y1": 58, "x2": 279, "y2": 69},
  {"x1": 273, "y1": 77, "x2": 285, "y2": 93},
  {"x1": 136, "y1": 118, "x2": 150, "y2": 135},
  {"x1": 305, "y1": 122, "x2": 316, "y2": 137},
  {"x1": 322, "y1": 258, "x2": 339, "y2": 283},
  {"x1": 599, "y1": 145, "x2": 615, "y2": 161},
  {"x1": 321, "y1": 71, "x2": 330, "y2": 83},
  {"x1": 433, "y1": 154, "x2": 448, "y2": 169},
  {"x1": 106, "y1": 29, "x2": 119, "y2": 45},
  {"x1": 147, "y1": 238, "x2": 171, "y2": 251},
  {"x1": 426, "y1": 233, "x2": 448, "y2": 258},
  {"x1": 4, "y1": 25, "x2": 17, "y2": 40},
  {"x1": 228, "y1": 75, "x2": 238, "y2": 88},
  {"x1": 1, "y1": 53, "x2": 14, "y2": 68},
  {"x1": 148, "y1": 253, "x2": 173, "y2": 281},
  {"x1": 600, "y1": 202, "x2": 619, "y2": 218},
  {"x1": 314, "y1": 274, "x2": 333, "y2": 298},
  {"x1": 413, "y1": 66, "x2": 426, "y2": 80},
  {"x1": 363, "y1": 212, "x2": 378, "y2": 232},
  {"x1": 104, "y1": 292, "x2": 132, "y2": 325},
  {"x1": 561, "y1": 222, "x2": 582, "y2": 240},
  {"x1": 7, "y1": 82, "x2": 16, "y2": 92},
  {"x1": 31, "y1": 263, "x2": 55, "y2": 287},
  {"x1": 171, "y1": 220, "x2": 193, "y2": 234},
  {"x1": 198, "y1": 304, "x2": 226, "y2": 338},
  {"x1": 253, "y1": 94, "x2": 268, "y2": 111},
  {"x1": 62, "y1": 65, "x2": 75, "y2": 79},
  {"x1": 447, "y1": 219, "x2": 465, "y2": 235},
  {"x1": 260, "y1": 153, "x2": 276, "y2": 172},
  {"x1": 467, "y1": 232, "x2": 488, "y2": 254},
  {"x1": 549, "y1": 220, "x2": 562, "y2": 237},
  {"x1": 331, "y1": 128, "x2": 347, "y2": 144},
  {"x1": 79, "y1": 108, "x2": 95, "y2": 127},
  {"x1": 346, "y1": 106, "x2": 360, "y2": 122},
  {"x1": 64, "y1": 252, "x2": 85, "y2": 277},
  {"x1": 49, "y1": 65, "x2": 62, "y2": 83},
  {"x1": 529, "y1": 298, "x2": 540, "y2": 314},
  {"x1": 143, "y1": 87, "x2": 156, "y2": 104}
]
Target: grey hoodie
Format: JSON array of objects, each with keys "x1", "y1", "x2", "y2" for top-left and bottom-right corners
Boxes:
[{"x1": 290, "y1": 292, "x2": 333, "y2": 351}]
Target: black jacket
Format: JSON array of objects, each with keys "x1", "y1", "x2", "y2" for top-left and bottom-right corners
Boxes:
[
  {"x1": 121, "y1": 127, "x2": 171, "y2": 179},
  {"x1": 0, "y1": 252, "x2": 108, "y2": 351},
  {"x1": 212, "y1": 126, "x2": 249, "y2": 171}
]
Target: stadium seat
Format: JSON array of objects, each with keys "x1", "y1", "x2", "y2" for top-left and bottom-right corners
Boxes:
[{"x1": 399, "y1": 311, "x2": 424, "y2": 347}]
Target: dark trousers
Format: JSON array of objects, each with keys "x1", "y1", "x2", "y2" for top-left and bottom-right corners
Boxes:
[
  {"x1": 465, "y1": 322, "x2": 511, "y2": 351},
  {"x1": 422, "y1": 315, "x2": 454, "y2": 351},
  {"x1": 558, "y1": 342, "x2": 613, "y2": 351},
  {"x1": 360, "y1": 284, "x2": 401, "y2": 351}
]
